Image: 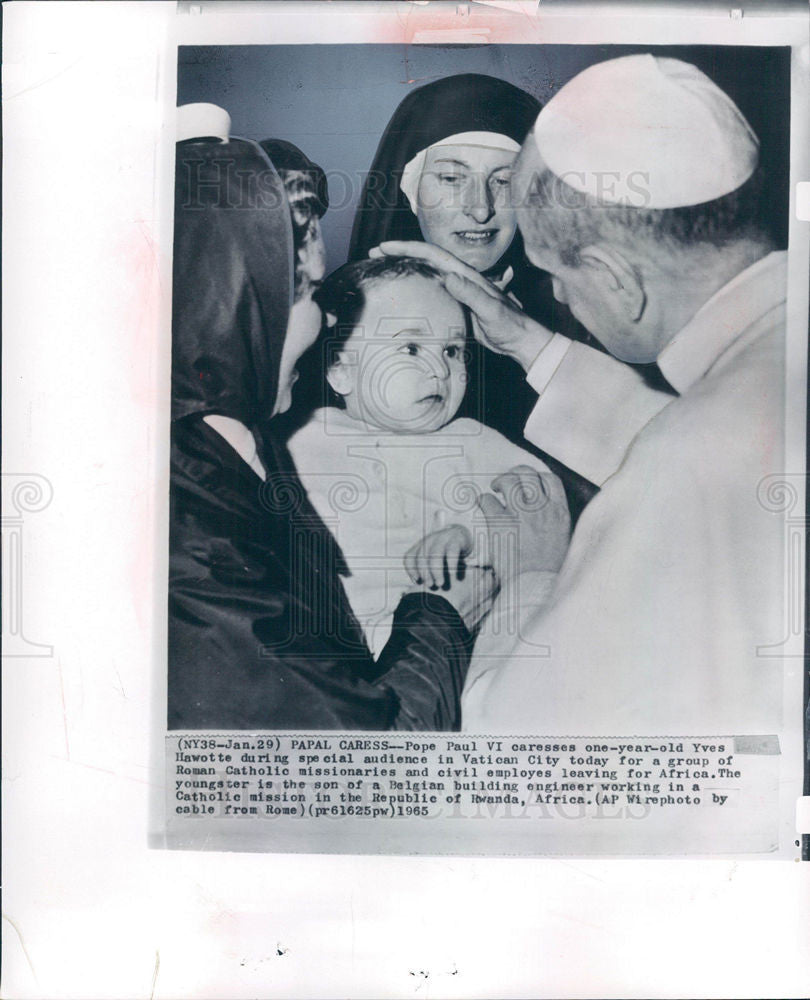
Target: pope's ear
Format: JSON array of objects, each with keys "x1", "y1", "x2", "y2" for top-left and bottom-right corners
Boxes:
[
  {"x1": 326, "y1": 352, "x2": 354, "y2": 397},
  {"x1": 580, "y1": 245, "x2": 646, "y2": 322}
]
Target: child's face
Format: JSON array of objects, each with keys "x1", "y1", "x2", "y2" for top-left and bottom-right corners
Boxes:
[{"x1": 332, "y1": 275, "x2": 468, "y2": 433}]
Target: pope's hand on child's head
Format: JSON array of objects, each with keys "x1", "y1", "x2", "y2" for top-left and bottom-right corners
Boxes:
[
  {"x1": 369, "y1": 240, "x2": 553, "y2": 372},
  {"x1": 477, "y1": 464, "x2": 571, "y2": 581}
]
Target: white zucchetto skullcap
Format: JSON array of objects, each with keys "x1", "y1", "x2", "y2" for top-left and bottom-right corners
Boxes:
[
  {"x1": 532, "y1": 55, "x2": 759, "y2": 209},
  {"x1": 177, "y1": 103, "x2": 231, "y2": 143}
]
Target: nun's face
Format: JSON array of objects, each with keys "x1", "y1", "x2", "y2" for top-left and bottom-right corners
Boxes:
[
  {"x1": 274, "y1": 172, "x2": 329, "y2": 416},
  {"x1": 275, "y1": 295, "x2": 322, "y2": 416},
  {"x1": 274, "y1": 220, "x2": 327, "y2": 416},
  {"x1": 415, "y1": 143, "x2": 517, "y2": 271}
]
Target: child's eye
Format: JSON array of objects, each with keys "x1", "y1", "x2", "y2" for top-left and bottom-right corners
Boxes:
[
  {"x1": 444, "y1": 344, "x2": 465, "y2": 360},
  {"x1": 399, "y1": 342, "x2": 420, "y2": 356}
]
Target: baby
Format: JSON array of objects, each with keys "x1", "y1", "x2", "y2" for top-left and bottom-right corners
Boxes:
[{"x1": 288, "y1": 256, "x2": 560, "y2": 654}]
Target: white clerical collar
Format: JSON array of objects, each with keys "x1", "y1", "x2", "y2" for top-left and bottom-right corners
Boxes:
[
  {"x1": 658, "y1": 251, "x2": 787, "y2": 395},
  {"x1": 202, "y1": 414, "x2": 266, "y2": 481}
]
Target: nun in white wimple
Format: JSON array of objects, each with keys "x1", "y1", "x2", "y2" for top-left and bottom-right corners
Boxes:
[{"x1": 351, "y1": 74, "x2": 538, "y2": 279}]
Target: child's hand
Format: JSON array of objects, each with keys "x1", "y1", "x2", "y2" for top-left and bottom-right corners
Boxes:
[{"x1": 404, "y1": 523, "x2": 474, "y2": 591}]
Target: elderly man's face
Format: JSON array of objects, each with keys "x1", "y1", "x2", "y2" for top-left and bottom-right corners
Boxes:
[
  {"x1": 518, "y1": 229, "x2": 638, "y2": 358},
  {"x1": 513, "y1": 145, "x2": 654, "y2": 363}
]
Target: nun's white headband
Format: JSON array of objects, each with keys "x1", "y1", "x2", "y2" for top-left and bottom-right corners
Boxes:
[{"x1": 399, "y1": 131, "x2": 521, "y2": 214}]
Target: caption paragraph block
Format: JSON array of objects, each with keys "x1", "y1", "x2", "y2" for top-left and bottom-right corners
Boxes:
[{"x1": 167, "y1": 733, "x2": 773, "y2": 823}]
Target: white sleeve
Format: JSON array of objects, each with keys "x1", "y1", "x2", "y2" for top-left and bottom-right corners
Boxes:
[
  {"x1": 465, "y1": 569, "x2": 558, "y2": 690},
  {"x1": 523, "y1": 339, "x2": 673, "y2": 486},
  {"x1": 524, "y1": 333, "x2": 573, "y2": 396},
  {"x1": 477, "y1": 426, "x2": 552, "y2": 477}
]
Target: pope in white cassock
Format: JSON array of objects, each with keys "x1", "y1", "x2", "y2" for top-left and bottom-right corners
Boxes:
[{"x1": 389, "y1": 54, "x2": 789, "y2": 735}]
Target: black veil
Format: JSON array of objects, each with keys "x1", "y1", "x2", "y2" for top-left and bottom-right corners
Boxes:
[
  {"x1": 350, "y1": 74, "x2": 541, "y2": 261},
  {"x1": 171, "y1": 137, "x2": 293, "y2": 426}
]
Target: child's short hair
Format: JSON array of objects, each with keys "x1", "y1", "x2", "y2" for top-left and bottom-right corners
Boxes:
[{"x1": 314, "y1": 255, "x2": 442, "y2": 341}]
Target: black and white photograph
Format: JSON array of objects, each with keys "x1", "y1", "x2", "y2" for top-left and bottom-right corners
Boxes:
[{"x1": 169, "y1": 40, "x2": 793, "y2": 734}]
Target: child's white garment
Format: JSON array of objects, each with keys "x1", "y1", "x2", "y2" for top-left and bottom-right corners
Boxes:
[{"x1": 288, "y1": 407, "x2": 553, "y2": 655}]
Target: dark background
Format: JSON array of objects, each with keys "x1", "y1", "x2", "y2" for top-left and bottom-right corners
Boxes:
[{"x1": 178, "y1": 43, "x2": 791, "y2": 272}]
